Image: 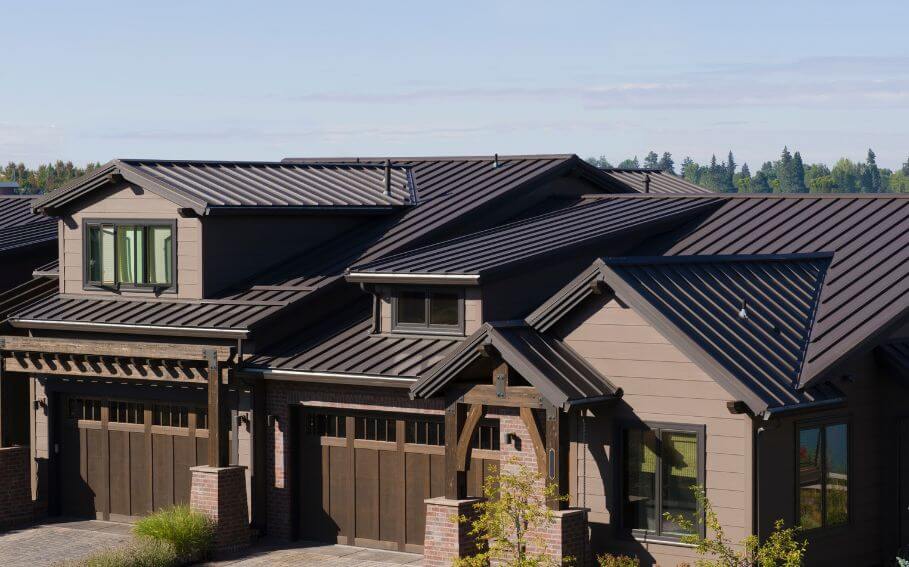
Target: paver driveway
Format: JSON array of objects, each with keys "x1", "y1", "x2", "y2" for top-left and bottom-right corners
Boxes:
[{"x1": 0, "y1": 520, "x2": 422, "y2": 567}]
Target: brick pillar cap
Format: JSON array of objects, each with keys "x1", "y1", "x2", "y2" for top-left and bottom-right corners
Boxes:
[
  {"x1": 424, "y1": 496, "x2": 482, "y2": 506},
  {"x1": 189, "y1": 465, "x2": 248, "y2": 473},
  {"x1": 553, "y1": 507, "x2": 589, "y2": 518}
]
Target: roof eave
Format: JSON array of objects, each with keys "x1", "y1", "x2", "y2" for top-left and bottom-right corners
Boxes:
[
  {"x1": 242, "y1": 367, "x2": 415, "y2": 388},
  {"x1": 345, "y1": 272, "x2": 481, "y2": 286},
  {"x1": 8, "y1": 318, "x2": 249, "y2": 339}
]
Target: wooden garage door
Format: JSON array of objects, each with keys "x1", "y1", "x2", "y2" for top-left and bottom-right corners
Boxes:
[
  {"x1": 60, "y1": 396, "x2": 208, "y2": 522},
  {"x1": 297, "y1": 411, "x2": 499, "y2": 554}
]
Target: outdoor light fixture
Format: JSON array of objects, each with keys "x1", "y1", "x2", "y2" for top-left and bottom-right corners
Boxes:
[
  {"x1": 33, "y1": 398, "x2": 47, "y2": 411},
  {"x1": 266, "y1": 414, "x2": 278, "y2": 427},
  {"x1": 738, "y1": 299, "x2": 748, "y2": 320}
]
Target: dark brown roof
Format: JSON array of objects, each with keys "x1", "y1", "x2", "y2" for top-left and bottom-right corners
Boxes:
[
  {"x1": 411, "y1": 321, "x2": 621, "y2": 409},
  {"x1": 0, "y1": 196, "x2": 57, "y2": 253},
  {"x1": 599, "y1": 169, "x2": 714, "y2": 194},
  {"x1": 646, "y1": 194, "x2": 909, "y2": 388},
  {"x1": 348, "y1": 196, "x2": 722, "y2": 278},
  {"x1": 0, "y1": 275, "x2": 58, "y2": 324},
  {"x1": 34, "y1": 160, "x2": 416, "y2": 215}
]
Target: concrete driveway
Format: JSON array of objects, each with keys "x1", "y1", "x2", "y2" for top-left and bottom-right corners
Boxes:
[{"x1": 0, "y1": 519, "x2": 422, "y2": 567}]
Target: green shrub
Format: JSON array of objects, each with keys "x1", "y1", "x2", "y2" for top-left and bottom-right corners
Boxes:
[
  {"x1": 133, "y1": 505, "x2": 215, "y2": 560},
  {"x1": 59, "y1": 539, "x2": 179, "y2": 567},
  {"x1": 597, "y1": 553, "x2": 640, "y2": 567}
]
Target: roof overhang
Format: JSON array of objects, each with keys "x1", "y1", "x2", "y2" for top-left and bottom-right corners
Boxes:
[
  {"x1": 9, "y1": 318, "x2": 249, "y2": 339},
  {"x1": 346, "y1": 272, "x2": 481, "y2": 285},
  {"x1": 243, "y1": 367, "x2": 415, "y2": 388}
]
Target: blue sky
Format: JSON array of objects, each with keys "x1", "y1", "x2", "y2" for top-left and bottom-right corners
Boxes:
[{"x1": 2, "y1": 0, "x2": 908, "y2": 169}]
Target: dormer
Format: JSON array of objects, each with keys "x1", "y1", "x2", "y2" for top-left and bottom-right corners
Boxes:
[
  {"x1": 370, "y1": 284, "x2": 482, "y2": 336},
  {"x1": 34, "y1": 159, "x2": 416, "y2": 300}
]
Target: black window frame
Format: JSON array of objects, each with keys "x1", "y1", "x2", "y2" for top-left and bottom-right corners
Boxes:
[
  {"x1": 614, "y1": 420, "x2": 707, "y2": 542},
  {"x1": 795, "y1": 417, "x2": 851, "y2": 532},
  {"x1": 82, "y1": 218, "x2": 178, "y2": 294},
  {"x1": 391, "y1": 287, "x2": 464, "y2": 335}
]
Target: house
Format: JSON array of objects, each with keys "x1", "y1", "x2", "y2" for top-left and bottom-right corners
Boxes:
[{"x1": 0, "y1": 157, "x2": 903, "y2": 567}]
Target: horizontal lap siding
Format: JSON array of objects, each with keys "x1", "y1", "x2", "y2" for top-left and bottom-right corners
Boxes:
[
  {"x1": 558, "y1": 296, "x2": 752, "y2": 566},
  {"x1": 60, "y1": 183, "x2": 202, "y2": 298}
]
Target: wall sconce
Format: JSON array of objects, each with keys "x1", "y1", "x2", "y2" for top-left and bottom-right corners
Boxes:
[
  {"x1": 266, "y1": 414, "x2": 278, "y2": 427},
  {"x1": 33, "y1": 398, "x2": 47, "y2": 411},
  {"x1": 506, "y1": 432, "x2": 521, "y2": 451}
]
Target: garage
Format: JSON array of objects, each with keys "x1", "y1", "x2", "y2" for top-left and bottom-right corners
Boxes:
[
  {"x1": 295, "y1": 409, "x2": 499, "y2": 553},
  {"x1": 58, "y1": 396, "x2": 209, "y2": 522}
]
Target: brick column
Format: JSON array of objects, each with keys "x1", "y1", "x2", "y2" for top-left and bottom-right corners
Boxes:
[
  {"x1": 528, "y1": 508, "x2": 590, "y2": 565},
  {"x1": 423, "y1": 497, "x2": 481, "y2": 567},
  {"x1": 0, "y1": 446, "x2": 32, "y2": 528},
  {"x1": 190, "y1": 465, "x2": 249, "y2": 552}
]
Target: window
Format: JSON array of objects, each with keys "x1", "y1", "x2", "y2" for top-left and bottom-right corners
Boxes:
[
  {"x1": 406, "y1": 418, "x2": 444, "y2": 446},
  {"x1": 304, "y1": 413, "x2": 346, "y2": 438},
  {"x1": 355, "y1": 416, "x2": 396, "y2": 442},
  {"x1": 85, "y1": 221, "x2": 175, "y2": 290},
  {"x1": 393, "y1": 289, "x2": 463, "y2": 333},
  {"x1": 621, "y1": 423, "x2": 704, "y2": 539},
  {"x1": 798, "y1": 422, "x2": 849, "y2": 530}
]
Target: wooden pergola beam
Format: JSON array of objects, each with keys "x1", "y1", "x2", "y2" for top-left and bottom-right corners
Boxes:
[
  {"x1": 0, "y1": 336, "x2": 232, "y2": 362},
  {"x1": 2, "y1": 354, "x2": 208, "y2": 383}
]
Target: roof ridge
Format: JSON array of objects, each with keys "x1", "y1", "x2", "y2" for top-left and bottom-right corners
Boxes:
[{"x1": 281, "y1": 154, "x2": 576, "y2": 163}]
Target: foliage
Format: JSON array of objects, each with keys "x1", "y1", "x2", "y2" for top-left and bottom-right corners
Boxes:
[
  {"x1": 455, "y1": 458, "x2": 570, "y2": 567},
  {"x1": 596, "y1": 553, "x2": 640, "y2": 567},
  {"x1": 56, "y1": 538, "x2": 179, "y2": 567},
  {"x1": 133, "y1": 505, "x2": 215, "y2": 560},
  {"x1": 664, "y1": 487, "x2": 807, "y2": 567},
  {"x1": 0, "y1": 161, "x2": 101, "y2": 193}
]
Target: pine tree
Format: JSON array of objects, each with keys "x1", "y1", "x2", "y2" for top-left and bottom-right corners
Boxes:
[
  {"x1": 902, "y1": 155, "x2": 909, "y2": 176},
  {"x1": 725, "y1": 151, "x2": 737, "y2": 193},
  {"x1": 643, "y1": 151, "x2": 659, "y2": 169},
  {"x1": 752, "y1": 171, "x2": 772, "y2": 193},
  {"x1": 617, "y1": 156, "x2": 640, "y2": 170},
  {"x1": 777, "y1": 147, "x2": 794, "y2": 193},
  {"x1": 792, "y1": 151, "x2": 807, "y2": 193},
  {"x1": 861, "y1": 148, "x2": 882, "y2": 193},
  {"x1": 658, "y1": 152, "x2": 675, "y2": 174}
]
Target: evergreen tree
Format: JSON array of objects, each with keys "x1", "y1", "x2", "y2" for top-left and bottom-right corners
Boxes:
[
  {"x1": 681, "y1": 157, "x2": 699, "y2": 184},
  {"x1": 751, "y1": 171, "x2": 772, "y2": 193},
  {"x1": 902, "y1": 155, "x2": 909, "y2": 176},
  {"x1": 735, "y1": 162, "x2": 752, "y2": 193},
  {"x1": 658, "y1": 152, "x2": 675, "y2": 174},
  {"x1": 617, "y1": 156, "x2": 640, "y2": 169},
  {"x1": 777, "y1": 146, "x2": 794, "y2": 193},
  {"x1": 643, "y1": 151, "x2": 659, "y2": 169},
  {"x1": 792, "y1": 151, "x2": 807, "y2": 193},
  {"x1": 725, "y1": 151, "x2": 737, "y2": 193},
  {"x1": 861, "y1": 148, "x2": 882, "y2": 193},
  {"x1": 586, "y1": 155, "x2": 612, "y2": 168}
]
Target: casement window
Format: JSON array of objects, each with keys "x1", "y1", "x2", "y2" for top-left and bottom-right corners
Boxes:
[
  {"x1": 620, "y1": 423, "x2": 705, "y2": 540},
  {"x1": 84, "y1": 220, "x2": 175, "y2": 291},
  {"x1": 798, "y1": 421, "x2": 849, "y2": 530},
  {"x1": 392, "y1": 288, "x2": 463, "y2": 334}
]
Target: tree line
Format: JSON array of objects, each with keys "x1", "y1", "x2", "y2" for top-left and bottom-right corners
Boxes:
[
  {"x1": 587, "y1": 149, "x2": 909, "y2": 193},
  {"x1": 0, "y1": 161, "x2": 102, "y2": 193}
]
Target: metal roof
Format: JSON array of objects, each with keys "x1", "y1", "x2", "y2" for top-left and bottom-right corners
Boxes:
[
  {"x1": 0, "y1": 275, "x2": 58, "y2": 324},
  {"x1": 646, "y1": 194, "x2": 909, "y2": 388},
  {"x1": 599, "y1": 169, "x2": 714, "y2": 194},
  {"x1": 0, "y1": 196, "x2": 57, "y2": 253},
  {"x1": 596, "y1": 254, "x2": 837, "y2": 413},
  {"x1": 347, "y1": 196, "x2": 722, "y2": 279},
  {"x1": 411, "y1": 321, "x2": 621, "y2": 409},
  {"x1": 247, "y1": 309, "x2": 460, "y2": 383},
  {"x1": 34, "y1": 159, "x2": 416, "y2": 215}
]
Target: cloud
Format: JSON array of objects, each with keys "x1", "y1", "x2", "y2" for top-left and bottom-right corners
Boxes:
[{"x1": 0, "y1": 123, "x2": 65, "y2": 163}]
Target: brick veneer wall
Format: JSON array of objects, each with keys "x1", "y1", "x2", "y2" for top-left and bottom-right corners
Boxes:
[
  {"x1": 190, "y1": 465, "x2": 249, "y2": 552},
  {"x1": 0, "y1": 446, "x2": 32, "y2": 528},
  {"x1": 423, "y1": 497, "x2": 481, "y2": 567}
]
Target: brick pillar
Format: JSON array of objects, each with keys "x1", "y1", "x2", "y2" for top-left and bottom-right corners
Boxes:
[
  {"x1": 0, "y1": 446, "x2": 32, "y2": 528},
  {"x1": 190, "y1": 465, "x2": 249, "y2": 552},
  {"x1": 423, "y1": 497, "x2": 481, "y2": 567},
  {"x1": 531, "y1": 508, "x2": 590, "y2": 565}
]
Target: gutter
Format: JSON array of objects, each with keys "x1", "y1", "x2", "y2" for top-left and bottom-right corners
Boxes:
[
  {"x1": 345, "y1": 272, "x2": 481, "y2": 285},
  {"x1": 9, "y1": 318, "x2": 249, "y2": 339},
  {"x1": 244, "y1": 367, "x2": 415, "y2": 388},
  {"x1": 761, "y1": 396, "x2": 846, "y2": 417}
]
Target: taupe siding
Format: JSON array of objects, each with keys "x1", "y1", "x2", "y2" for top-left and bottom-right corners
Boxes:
[
  {"x1": 556, "y1": 294, "x2": 752, "y2": 566},
  {"x1": 59, "y1": 183, "x2": 202, "y2": 299}
]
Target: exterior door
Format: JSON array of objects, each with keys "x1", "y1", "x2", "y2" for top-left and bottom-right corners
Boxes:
[
  {"x1": 59, "y1": 396, "x2": 208, "y2": 521},
  {"x1": 296, "y1": 410, "x2": 499, "y2": 553}
]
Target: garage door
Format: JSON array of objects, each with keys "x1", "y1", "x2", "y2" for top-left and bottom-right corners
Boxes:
[
  {"x1": 59, "y1": 396, "x2": 209, "y2": 522},
  {"x1": 296, "y1": 410, "x2": 499, "y2": 553}
]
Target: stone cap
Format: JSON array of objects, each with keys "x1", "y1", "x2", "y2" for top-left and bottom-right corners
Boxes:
[
  {"x1": 552, "y1": 507, "x2": 589, "y2": 518},
  {"x1": 189, "y1": 465, "x2": 248, "y2": 473},
  {"x1": 424, "y1": 496, "x2": 482, "y2": 506}
]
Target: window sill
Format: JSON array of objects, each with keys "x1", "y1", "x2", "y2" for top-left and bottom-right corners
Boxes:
[
  {"x1": 83, "y1": 285, "x2": 177, "y2": 296},
  {"x1": 386, "y1": 328, "x2": 465, "y2": 338},
  {"x1": 623, "y1": 532, "x2": 698, "y2": 549}
]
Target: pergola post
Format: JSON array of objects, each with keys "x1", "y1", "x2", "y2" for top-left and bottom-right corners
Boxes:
[
  {"x1": 444, "y1": 400, "x2": 467, "y2": 499},
  {"x1": 205, "y1": 349, "x2": 229, "y2": 468},
  {"x1": 544, "y1": 402, "x2": 569, "y2": 510}
]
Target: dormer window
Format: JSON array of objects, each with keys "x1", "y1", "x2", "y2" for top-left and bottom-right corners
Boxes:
[
  {"x1": 85, "y1": 220, "x2": 175, "y2": 291},
  {"x1": 393, "y1": 288, "x2": 463, "y2": 334}
]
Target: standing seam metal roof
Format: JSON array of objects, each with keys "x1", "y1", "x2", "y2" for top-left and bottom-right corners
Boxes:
[
  {"x1": 599, "y1": 169, "x2": 714, "y2": 195},
  {"x1": 0, "y1": 196, "x2": 57, "y2": 253}
]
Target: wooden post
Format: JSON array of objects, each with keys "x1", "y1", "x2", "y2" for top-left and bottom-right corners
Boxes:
[
  {"x1": 544, "y1": 403, "x2": 569, "y2": 510},
  {"x1": 444, "y1": 401, "x2": 467, "y2": 499},
  {"x1": 205, "y1": 349, "x2": 229, "y2": 467},
  {"x1": 0, "y1": 338, "x2": 5, "y2": 448}
]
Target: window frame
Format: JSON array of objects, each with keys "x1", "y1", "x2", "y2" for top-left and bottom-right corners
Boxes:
[
  {"x1": 391, "y1": 287, "x2": 464, "y2": 335},
  {"x1": 614, "y1": 420, "x2": 707, "y2": 543},
  {"x1": 82, "y1": 218, "x2": 178, "y2": 293},
  {"x1": 795, "y1": 417, "x2": 851, "y2": 533}
]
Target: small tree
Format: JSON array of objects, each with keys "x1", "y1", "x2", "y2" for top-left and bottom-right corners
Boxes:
[
  {"x1": 455, "y1": 458, "x2": 570, "y2": 567},
  {"x1": 664, "y1": 487, "x2": 807, "y2": 567}
]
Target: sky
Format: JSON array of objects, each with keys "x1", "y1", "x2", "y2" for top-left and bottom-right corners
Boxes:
[{"x1": 2, "y1": 0, "x2": 908, "y2": 169}]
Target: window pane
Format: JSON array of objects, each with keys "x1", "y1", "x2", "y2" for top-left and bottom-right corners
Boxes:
[
  {"x1": 88, "y1": 225, "x2": 115, "y2": 284},
  {"x1": 397, "y1": 291, "x2": 426, "y2": 324},
  {"x1": 429, "y1": 292, "x2": 459, "y2": 326},
  {"x1": 661, "y1": 431, "x2": 699, "y2": 535},
  {"x1": 798, "y1": 427, "x2": 823, "y2": 529},
  {"x1": 623, "y1": 429, "x2": 658, "y2": 532},
  {"x1": 147, "y1": 226, "x2": 173, "y2": 285},
  {"x1": 116, "y1": 226, "x2": 144, "y2": 284},
  {"x1": 825, "y1": 424, "x2": 848, "y2": 526}
]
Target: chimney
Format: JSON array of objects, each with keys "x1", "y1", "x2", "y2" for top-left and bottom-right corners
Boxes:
[
  {"x1": 384, "y1": 160, "x2": 392, "y2": 196},
  {"x1": 643, "y1": 173, "x2": 651, "y2": 194},
  {"x1": 493, "y1": 153, "x2": 499, "y2": 168}
]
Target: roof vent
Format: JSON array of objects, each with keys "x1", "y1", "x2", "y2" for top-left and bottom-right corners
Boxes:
[
  {"x1": 493, "y1": 153, "x2": 499, "y2": 169},
  {"x1": 643, "y1": 173, "x2": 651, "y2": 193},
  {"x1": 384, "y1": 160, "x2": 392, "y2": 196},
  {"x1": 738, "y1": 299, "x2": 748, "y2": 320}
]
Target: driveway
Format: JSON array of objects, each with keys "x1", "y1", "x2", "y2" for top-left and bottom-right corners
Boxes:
[{"x1": 0, "y1": 519, "x2": 422, "y2": 567}]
